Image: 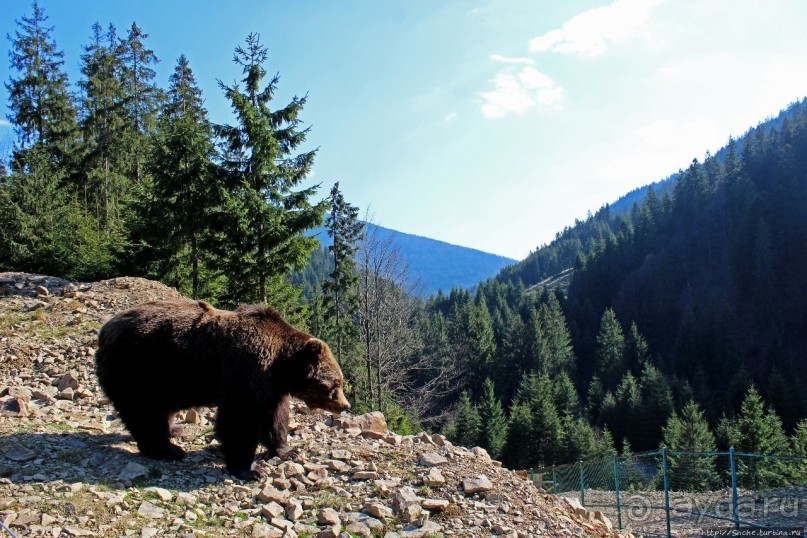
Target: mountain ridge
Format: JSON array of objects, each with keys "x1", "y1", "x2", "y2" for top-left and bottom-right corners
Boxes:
[{"x1": 311, "y1": 222, "x2": 517, "y2": 297}]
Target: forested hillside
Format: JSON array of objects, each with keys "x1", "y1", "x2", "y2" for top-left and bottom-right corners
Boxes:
[
  {"x1": 566, "y1": 99, "x2": 807, "y2": 430},
  {"x1": 412, "y1": 99, "x2": 807, "y2": 472},
  {"x1": 499, "y1": 102, "x2": 806, "y2": 291}
]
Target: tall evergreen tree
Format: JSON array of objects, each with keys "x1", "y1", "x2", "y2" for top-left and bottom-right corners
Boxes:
[
  {"x1": 452, "y1": 390, "x2": 481, "y2": 448},
  {"x1": 77, "y1": 23, "x2": 130, "y2": 226},
  {"x1": 536, "y1": 293, "x2": 576, "y2": 376},
  {"x1": 501, "y1": 401, "x2": 533, "y2": 469},
  {"x1": 477, "y1": 378, "x2": 507, "y2": 458},
  {"x1": 2, "y1": 4, "x2": 114, "y2": 278},
  {"x1": 322, "y1": 182, "x2": 364, "y2": 365},
  {"x1": 5, "y1": 1, "x2": 79, "y2": 169},
  {"x1": 662, "y1": 400, "x2": 720, "y2": 491},
  {"x1": 216, "y1": 33, "x2": 325, "y2": 309},
  {"x1": 595, "y1": 308, "x2": 626, "y2": 390},
  {"x1": 147, "y1": 55, "x2": 221, "y2": 299},
  {"x1": 118, "y1": 22, "x2": 161, "y2": 184},
  {"x1": 636, "y1": 363, "x2": 674, "y2": 450},
  {"x1": 723, "y1": 386, "x2": 790, "y2": 488}
]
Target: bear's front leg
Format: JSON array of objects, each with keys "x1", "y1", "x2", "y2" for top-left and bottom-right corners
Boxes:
[
  {"x1": 259, "y1": 394, "x2": 297, "y2": 459},
  {"x1": 215, "y1": 396, "x2": 261, "y2": 481}
]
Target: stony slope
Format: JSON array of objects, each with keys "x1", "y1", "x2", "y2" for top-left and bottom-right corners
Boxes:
[{"x1": 0, "y1": 273, "x2": 621, "y2": 538}]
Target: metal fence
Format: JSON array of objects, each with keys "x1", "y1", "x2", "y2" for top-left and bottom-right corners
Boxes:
[{"x1": 530, "y1": 448, "x2": 807, "y2": 537}]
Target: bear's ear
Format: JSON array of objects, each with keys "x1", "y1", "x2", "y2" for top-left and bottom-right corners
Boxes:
[{"x1": 300, "y1": 338, "x2": 324, "y2": 377}]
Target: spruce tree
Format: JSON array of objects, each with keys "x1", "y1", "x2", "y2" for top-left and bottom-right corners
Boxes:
[
  {"x1": 536, "y1": 293, "x2": 576, "y2": 376},
  {"x1": 147, "y1": 55, "x2": 221, "y2": 299},
  {"x1": 77, "y1": 23, "x2": 130, "y2": 227},
  {"x1": 560, "y1": 416, "x2": 599, "y2": 463},
  {"x1": 726, "y1": 386, "x2": 790, "y2": 488},
  {"x1": 596, "y1": 308, "x2": 626, "y2": 391},
  {"x1": 791, "y1": 420, "x2": 807, "y2": 482},
  {"x1": 2, "y1": 4, "x2": 113, "y2": 278},
  {"x1": 5, "y1": 1, "x2": 79, "y2": 169},
  {"x1": 552, "y1": 371, "x2": 580, "y2": 418},
  {"x1": 477, "y1": 378, "x2": 507, "y2": 458},
  {"x1": 466, "y1": 297, "x2": 496, "y2": 395},
  {"x1": 637, "y1": 363, "x2": 674, "y2": 450},
  {"x1": 517, "y1": 374, "x2": 564, "y2": 466},
  {"x1": 217, "y1": 33, "x2": 325, "y2": 309},
  {"x1": 501, "y1": 401, "x2": 533, "y2": 469},
  {"x1": 452, "y1": 390, "x2": 481, "y2": 448},
  {"x1": 662, "y1": 400, "x2": 719, "y2": 491},
  {"x1": 118, "y1": 22, "x2": 161, "y2": 184},
  {"x1": 322, "y1": 182, "x2": 364, "y2": 365}
]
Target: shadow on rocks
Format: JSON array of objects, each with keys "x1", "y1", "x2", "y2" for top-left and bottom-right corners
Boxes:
[{"x1": 0, "y1": 431, "x2": 225, "y2": 491}]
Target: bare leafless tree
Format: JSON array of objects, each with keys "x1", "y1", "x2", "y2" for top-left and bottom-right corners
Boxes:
[{"x1": 357, "y1": 214, "x2": 462, "y2": 422}]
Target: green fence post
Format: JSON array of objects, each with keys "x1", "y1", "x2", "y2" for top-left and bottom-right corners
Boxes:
[
  {"x1": 552, "y1": 465, "x2": 557, "y2": 495},
  {"x1": 579, "y1": 461, "x2": 585, "y2": 506},
  {"x1": 730, "y1": 447, "x2": 739, "y2": 529},
  {"x1": 613, "y1": 454, "x2": 622, "y2": 530},
  {"x1": 661, "y1": 447, "x2": 671, "y2": 538}
]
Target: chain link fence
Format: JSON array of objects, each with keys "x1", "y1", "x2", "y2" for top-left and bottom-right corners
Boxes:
[{"x1": 531, "y1": 449, "x2": 807, "y2": 537}]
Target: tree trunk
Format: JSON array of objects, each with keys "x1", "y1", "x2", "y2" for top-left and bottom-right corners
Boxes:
[{"x1": 191, "y1": 233, "x2": 199, "y2": 300}]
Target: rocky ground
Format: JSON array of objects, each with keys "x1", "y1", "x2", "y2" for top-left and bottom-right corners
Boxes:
[{"x1": 0, "y1": 273, "x2": 624, "y2": 538}]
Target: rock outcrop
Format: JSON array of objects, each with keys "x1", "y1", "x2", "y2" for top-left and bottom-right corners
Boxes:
[{"x1": 0, "y1": 273, "x2": 622, "y2": 537}]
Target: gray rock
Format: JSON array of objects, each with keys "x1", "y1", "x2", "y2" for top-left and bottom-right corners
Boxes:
[
  {"x1": 345, "y1": 521, "x2": 372, "y2": 537},
  {"x1": 257, "y1": 486, "x2": 288, "y2": 504},
  {"x1": 462, "y1": 475, "x2": 493, "y2": 495},
  {"x1": 331, "y1": 449, "x2": 352, "y2": 460},
  {"x1": 401, "y1": 520, "x2": 442, "y2": 537},
  {"x1": 424, "y1": 468, "x2": 445, "y2": 486},
  {"x1": 392, "y1": 486, "x2": 420, "y2": 514},
  {"x1": 285, "y1": 499, "x2": 303, "y2": 521},
  {"x1": 362, "y1": 503, "x2": 393, "y2": 521},
  {"x1": 259, "y1": 502, "x2": 285, "y2": 519},
  {"x1": 4, "y1": 444, "x2": 35, "y2": 462},
  {"x1": 56, "y1": 371, "x2": 79, "y2": 392},
  {"x1": 418, "y1": 452, "x2": 447, "y2": 467},
  {"x1": 278, "y1": 461, "x2": 304, "y2": 476},
  {"x1": 118, "y1": 461, "x2": 149, "y2": 482},
  {"x1": 175, "y1": 492, "x2": 197, "y2": 505},
  {"x1": 422, "y1": 499, "x2": 449, "y2": 511},
  {"x1": 144, "y1": 487, "x2": 172, "y2": 502},
  {"x1": 318, "y1": 507, "x2": 341, "y2": 526},
  {"x1": 351, "y1": 470, "x2": 378, "y2": 480},
  {"x1": 137, "y1": 501, "x2": 164, "y2": 519}
]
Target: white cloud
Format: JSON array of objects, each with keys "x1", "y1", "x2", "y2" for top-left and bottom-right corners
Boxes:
[
  {"x1": 490, "y1": 53, "x2": 535, "y2": 65},
  {"x1": 528, "y1": 0, "x2": 665, "y2": 58},
  {"x1": 0, "y1": 119, "x2": 11, "y2": 127},
  {"x1": 479, "y1": 66, "x2": 564, "y2": 118},
  {"x1": 443, "y1": 112, "x2": 458, "y2": 123}
]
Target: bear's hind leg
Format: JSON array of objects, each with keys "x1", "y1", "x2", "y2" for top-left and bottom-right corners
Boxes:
[
  {"x1": 216, "y1": 397, "x2": 260, "y2": 481},
  {"x1": 117, "y1": 404, "x2": 186, "y2": 461}
]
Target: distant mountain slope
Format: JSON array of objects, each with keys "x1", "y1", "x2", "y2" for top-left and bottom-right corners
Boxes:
[
  {"x1": 563, "y1": 97, "x2": 807, "y2": 428},
  {"x1": 498, "y1": 98, "x2": 807, "y2": 291},
  {"x1": 309, "y1": 223, "x2": 516, "y2": 297}
]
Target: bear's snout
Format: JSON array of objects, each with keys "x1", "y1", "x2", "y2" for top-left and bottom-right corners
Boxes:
[{"x1": 334, "y1": 390, "x2": 350, "y2": 411}]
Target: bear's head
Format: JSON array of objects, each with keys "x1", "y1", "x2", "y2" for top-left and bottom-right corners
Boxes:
[{"x1": 294, "y1": 338, "x2": 350, "y2": 413}]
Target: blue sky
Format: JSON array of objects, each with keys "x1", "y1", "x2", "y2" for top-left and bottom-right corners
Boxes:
[{"x1": 3, "y1": 0, "x2": 807, "y2": 259}]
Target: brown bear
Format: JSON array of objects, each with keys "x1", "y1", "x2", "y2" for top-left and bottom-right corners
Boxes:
[{"x1": 95, "y1": 299, "x2": 349, "y2": 481}]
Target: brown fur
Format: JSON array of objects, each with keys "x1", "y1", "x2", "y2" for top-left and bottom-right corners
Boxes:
[{"x1": 95, "y1": 299, "x2": 349, "y2": 480}]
